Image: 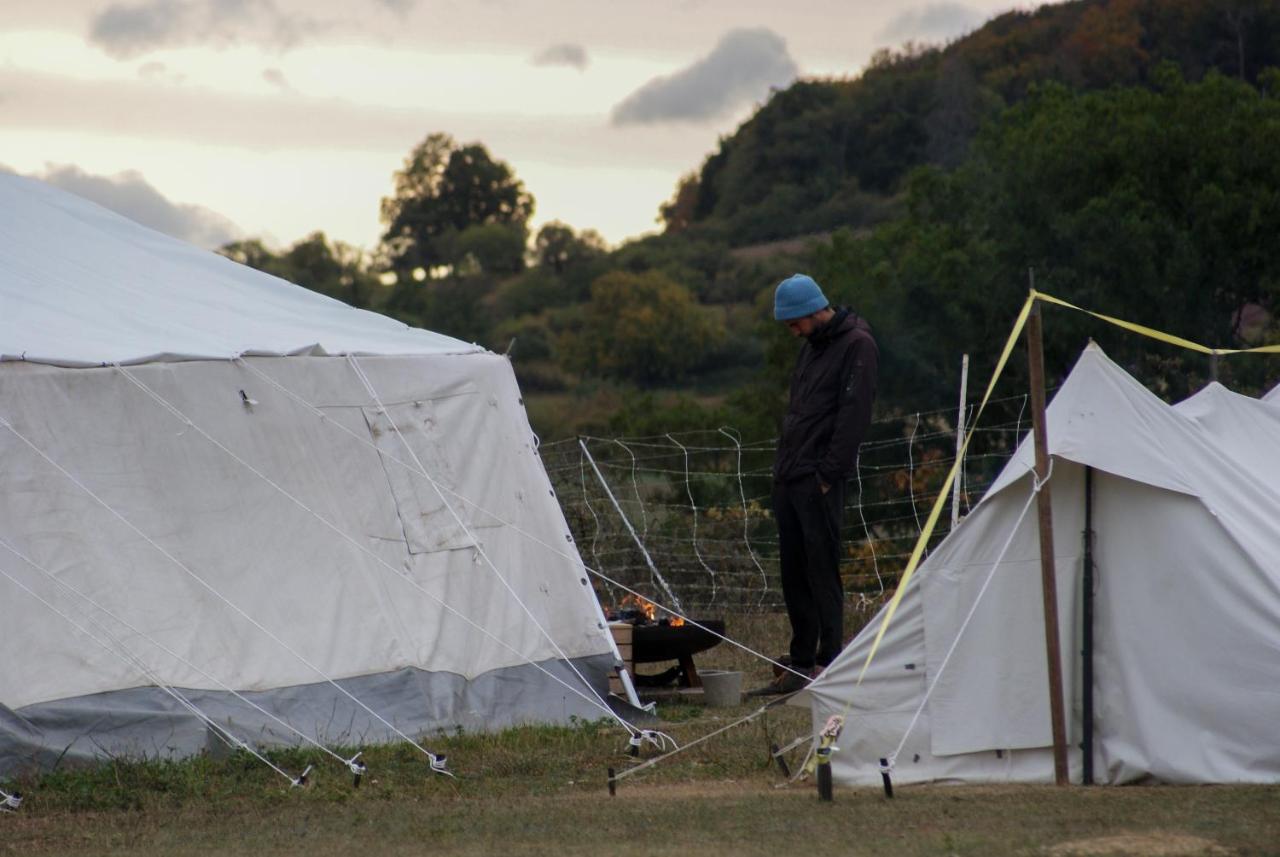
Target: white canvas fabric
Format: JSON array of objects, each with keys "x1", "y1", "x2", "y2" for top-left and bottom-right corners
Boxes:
[
  {"x1": 0, "y1": 172, "x2": 477, "y2": 366},
  {"x1": 0, "y1": 176, "x2": 617, "y2": 773},
  {"x1": 0, "y1": 356, "x2": 608, "y2": 711},
  {"x1": 797, "y1": 344, "x2": 1280, "y2": 785},
  {"x1": 1174, "y1": 382, "x2": 1280, "y2": 487},
  {"x1": 1265, "y1": 382, "x2": 1280, "y2": 402}
]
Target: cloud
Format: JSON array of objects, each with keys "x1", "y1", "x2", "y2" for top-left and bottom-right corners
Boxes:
[
  {"x1": 262, "y1": 67, "x2": 288, "y2": 89},
  {"x1": 33, "y1": 165, "x2": 243, "y2": 249},
  {"x1": 610, "y1": 27, "x2": 797, "y2": 126},
  {"x1": 373, "y1": 0, "x2": 416, "y2": 15},
  {"x1": 877, "y1": 3, "x2": 984, "y2": 44},
  {"x1": 90, "y1": 0, "x2": 186, "y2": 59},
  {"x1": 137, "y1": 60, "x2": 186, "y2": 83},
  {"x1": 0, "y1": 67, "x2": 704, "y2": 173},
  {"x1": 531, "y1": 43, "x2": 588, "y2": 71},
  {"x1": 88, "y1": 0, "x2": 327, "y2": 60}
]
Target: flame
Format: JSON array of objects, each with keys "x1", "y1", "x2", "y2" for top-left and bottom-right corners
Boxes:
[
  {"x1": 620, "y1": 593, "x2": 656, "y2": 621},
  {"x1": 619, "y1": 593, "x2": 686, "y2": 626}
]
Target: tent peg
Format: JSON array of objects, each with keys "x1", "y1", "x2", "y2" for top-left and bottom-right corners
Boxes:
[
  {"x1": 879, "y1": 758, "x2": 894, "y2": 799},
  {"x1": 770, "y1": 743, "x2": 792, "y2": 779},
  {"x1": 815, "y1": 714, "x2": 843, "y2": 802},
  {"x1": 817, "y1": 759, "x2": 834, "y2": 801}
]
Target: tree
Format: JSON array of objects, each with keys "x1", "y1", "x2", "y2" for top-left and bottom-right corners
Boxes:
[
  {"x1": 282, "y1": 232, "x2": 378, "y2": 307},
  {"x1": 220, "y1": 232, "x2": 378, "y2": 308},
  {"x1": 219, "y1": 238, "x2": 281, "y2": 273},
  {"x1": 383, "y1": 275, "x2": 495, "y2": 345},
  {"x1": 658, "y1": 173, "x2": 700, "y2": 234},
  {"x1": 448, "y1": 222, "x2": 529, "y2": 277},
  {"x1": 560, "y1": 270, "x2": 724, "y2": 385},
  {"x1": 534, "y1": 221, "x2": 607, "y2": 273},
  {"x1": 379, "y1": 133, "x2": 534, "y2": 276}
]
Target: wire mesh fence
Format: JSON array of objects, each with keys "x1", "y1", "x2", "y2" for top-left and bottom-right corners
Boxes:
[{"x1": 541, "y1": 392, "x2": 1038, "y2": 617}]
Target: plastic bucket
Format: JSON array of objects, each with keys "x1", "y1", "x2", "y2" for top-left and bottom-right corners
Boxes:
[{"x1": 699, "y1": 670, "x2": 743, "y2": 707}]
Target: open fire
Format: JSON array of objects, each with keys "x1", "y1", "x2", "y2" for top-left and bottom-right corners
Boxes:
[
  {"x1": 602, "y1": 594, "x2": 722, "y2": 688},
  {"x1": 604, "y1": 595, "x2": 722, "y2": 688},
  {"x1": 606, "y1": 593, "x2": 684, "y2": 627}
]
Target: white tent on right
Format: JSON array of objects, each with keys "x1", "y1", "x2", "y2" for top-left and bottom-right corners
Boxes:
[{"x1": 796, "y1": 343, "x2": 1280, "y2": 785}]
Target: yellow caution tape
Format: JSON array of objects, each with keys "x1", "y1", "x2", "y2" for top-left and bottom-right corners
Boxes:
[{"x1": 1033, "y1": 290, "x2": 1280, "y2": 355}]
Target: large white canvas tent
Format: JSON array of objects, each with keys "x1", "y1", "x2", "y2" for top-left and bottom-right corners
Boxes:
[
  {"x1": 0, "y1": 174, "x2": 618, "y2": 775},
  {"x1": 798, "y1": 343, "x2": 1280, "y2": 785}
]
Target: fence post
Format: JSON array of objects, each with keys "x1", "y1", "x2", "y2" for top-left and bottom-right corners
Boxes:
[{"x1": 951, "y1": 353, "x2": 969, "y2": 530}]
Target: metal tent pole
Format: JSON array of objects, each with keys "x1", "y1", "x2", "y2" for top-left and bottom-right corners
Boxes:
[{"x1": 579, "y1": 437, "x2": 684, "y2": 614}]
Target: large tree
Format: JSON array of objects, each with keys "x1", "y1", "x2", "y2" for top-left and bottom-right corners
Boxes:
[
  {"x1": 379, "y1": 133, "x2": 534, "y2": 277},
  {"x1": 534, "y1": 221, "x2": 607, "y2": 274}
]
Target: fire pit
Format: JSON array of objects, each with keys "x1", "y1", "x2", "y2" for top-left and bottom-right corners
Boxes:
[
  {"x1": 630, "y1": 620, "x2": 725, "y2": 664},
  {"x1": 606, "y1": 595, "x2": 724, "y2": 688}
]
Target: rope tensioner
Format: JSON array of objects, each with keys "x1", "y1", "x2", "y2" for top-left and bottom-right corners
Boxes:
[
  {"x1": 347, "y1": 752, "x2": 367, "y2": 788},
  {"x1": 625, "y1": 730, "x2": 678, "y2": 758},
  {"x1": 429, "y1": 754, "x2": 453, "y2": 777},
  {"x1": 1, "y1": 788, "x2": 22, "y2": 812}
]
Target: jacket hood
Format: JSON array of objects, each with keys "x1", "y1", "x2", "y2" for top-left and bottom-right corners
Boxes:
[{"x1": 808, "y1": 307, "x2": 865, "y2": 347}]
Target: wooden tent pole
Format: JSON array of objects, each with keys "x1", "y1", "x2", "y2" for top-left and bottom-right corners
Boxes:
[
  {"x1": 1082, "y1": 465, "x2": 1096, "y2": 785},
  {"x1": 1026, "y1": 290, "x2": 1070, "y2": 786}
]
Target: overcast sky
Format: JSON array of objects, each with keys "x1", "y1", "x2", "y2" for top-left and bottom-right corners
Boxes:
[{"x1": 2, "y1": 0, "x2": 1033, "y2": 251}]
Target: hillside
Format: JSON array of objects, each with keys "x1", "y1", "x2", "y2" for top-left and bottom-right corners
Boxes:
[{"x1": 672, "y1": 0, "x2": 1280, "y2": 246}]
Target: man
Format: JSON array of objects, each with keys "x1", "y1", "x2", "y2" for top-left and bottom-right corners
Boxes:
[{"x1": 750, "y1": 273, "x2": 878, "y2": 696}]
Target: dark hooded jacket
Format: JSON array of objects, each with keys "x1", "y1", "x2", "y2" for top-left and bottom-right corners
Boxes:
[{"x1": 773, "y1": 307, "x2": 878, "y2": 485}]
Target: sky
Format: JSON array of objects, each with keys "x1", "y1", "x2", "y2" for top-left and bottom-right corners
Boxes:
[{"x1": 2, "y1": 0, "x2": 1034, "y2": 253}]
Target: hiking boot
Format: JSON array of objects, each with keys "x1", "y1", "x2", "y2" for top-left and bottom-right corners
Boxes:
[{"x1": 746, "y1": 668, "x2": 812, "y2": 697}]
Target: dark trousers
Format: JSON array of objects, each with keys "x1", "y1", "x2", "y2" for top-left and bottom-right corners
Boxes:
[{"x1": 772, "y1": 477, "x2": 845, "y2": 670}]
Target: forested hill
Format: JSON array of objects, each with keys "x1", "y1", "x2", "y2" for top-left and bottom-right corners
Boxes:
[
  {"x1": 667, "y1": 0, "x2": 1280, "y2": 246},
  {"x1": 223, "y1": 0, "x2": 1280, "y2": 441}
]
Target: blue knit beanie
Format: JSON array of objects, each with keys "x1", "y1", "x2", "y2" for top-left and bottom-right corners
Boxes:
[{"x1": 773, "y1": 274, "x2": 828, "y2": 320}]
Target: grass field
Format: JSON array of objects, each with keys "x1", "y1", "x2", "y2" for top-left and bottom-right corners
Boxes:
[{"x1": 4, "y1": 614, "x2": 1278, "y2": 856}]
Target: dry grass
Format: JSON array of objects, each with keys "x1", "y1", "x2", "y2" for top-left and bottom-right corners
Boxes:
[
  {"x1": 3, "y1": 612, "x2": 1278, "y2": 856},
  {"x1": 7, "y1": 772, "x2": 1277, "y2": 856}
]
